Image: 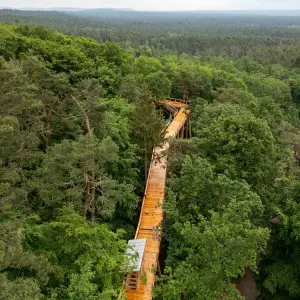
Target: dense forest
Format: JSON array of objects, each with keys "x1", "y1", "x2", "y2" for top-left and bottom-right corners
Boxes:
[
  {"x1": 4, "y1": 9, "x2": 300, "y2": 67},
  {"x1": 2, "y1": 9, "x2": 300, "y2": 299}
]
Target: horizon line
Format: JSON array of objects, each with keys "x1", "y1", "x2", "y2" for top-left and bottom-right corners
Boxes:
[{"x1": 3, "y1": 7, "x2": 300, "y2": 12}]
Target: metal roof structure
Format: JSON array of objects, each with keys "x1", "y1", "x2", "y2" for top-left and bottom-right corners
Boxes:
[{"x1": 125, "y1": 238, "x2": 147, "y2": 272}]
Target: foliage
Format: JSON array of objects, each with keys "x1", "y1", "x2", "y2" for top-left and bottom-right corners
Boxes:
[
  {"x1": 1, "y1": 18, "x2": 300, "y2": 299},
  {"x1": 28, "y1": 206, "x2": 128, "y2": 299},
  {"x1": 154, "y1": 156, "x2": 269, "y2": 299}
]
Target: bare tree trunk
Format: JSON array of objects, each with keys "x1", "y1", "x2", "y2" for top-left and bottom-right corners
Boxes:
[
  {"x1": 73, "y1": 98, "x2": 93, "y2": 137},
  {"x1": 73, "y1": 97, "x2": 96, "y2": 219}
]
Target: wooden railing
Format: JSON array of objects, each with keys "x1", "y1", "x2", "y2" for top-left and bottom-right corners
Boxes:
[
  {"x1": 165, "y1": 97, "x2": 191, "y2": 104},
  {"x1": 124, "y1": 100, "x2": 190, "y2": 300}
]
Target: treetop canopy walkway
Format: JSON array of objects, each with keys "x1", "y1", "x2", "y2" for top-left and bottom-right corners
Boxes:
[{"x1": 123, "y1": 99, "x2": 190, "y2": 300}]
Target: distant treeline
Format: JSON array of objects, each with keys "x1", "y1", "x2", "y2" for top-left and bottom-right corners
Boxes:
[{"x1": 2, "y1": 9, "x2": 300, "y2": 68}]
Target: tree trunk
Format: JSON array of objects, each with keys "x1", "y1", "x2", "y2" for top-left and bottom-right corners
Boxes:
[
  {"x1": 74, "y1": 97, "x2": 96, "y2": 219},
  {"x1": 73, "y1": 97, "x2": 93, "y2": 136},
  {"x1": 294, "y1": 145, "x2": 300, "y2": 165}
]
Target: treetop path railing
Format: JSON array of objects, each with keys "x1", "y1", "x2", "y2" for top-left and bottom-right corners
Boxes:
[{"x1": 123, "y1": 100, "x2": 189, "y2": 300}]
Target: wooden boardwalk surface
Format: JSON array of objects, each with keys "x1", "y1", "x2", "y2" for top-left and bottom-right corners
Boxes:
[{"x1": 125, "y1": 101, "x2": 188, "y2": 300}]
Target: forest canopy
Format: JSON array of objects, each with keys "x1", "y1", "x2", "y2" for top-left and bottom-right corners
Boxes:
[{"x1": 1, "y1": 9, "x2": 300, "y2": 299}]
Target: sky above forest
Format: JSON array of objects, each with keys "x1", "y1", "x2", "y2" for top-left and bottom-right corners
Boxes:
[{"x1": 2, "y1": 0, "x2": 300, "y2": 10}]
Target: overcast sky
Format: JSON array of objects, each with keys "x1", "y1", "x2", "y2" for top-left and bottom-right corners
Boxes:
[{"x1": 2, "y1": 0, "x2": 300, "y2": 11}]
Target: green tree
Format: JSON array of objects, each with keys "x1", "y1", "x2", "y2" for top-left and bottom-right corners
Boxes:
[
  {"x1": 145, "y1": 71, "x2": 171, "y2": 99},
  {"x1": 28, "y1": 206, "x2": 128, "y2": 299},
  {"x1": 0, "y1": 219, "x2": 51, "y2": 300},
  {"x1": 262, "y1": 77, "x2": 292, "y2": 109},
  {"x1": 260, "y1": 176, "x2": 300, "y2": 299},
  {"x1": 192, "y1": 103, "x2": 277, "y2": 196},
  {"x1": 134, "y1": 55, "x2": 163, "y2": 76},
  {"x1": 172, "y1": 63, "x2": 213, "y2": 100},
  {"x1": 132, "y1": 91, "x2": 165, "y2": 179},
  {"x1": 156, "y1": 156, "x2": 269, "y2": 299},
  {"x1": 119, "y1": 74, "x2": 142, "y2": 103}
]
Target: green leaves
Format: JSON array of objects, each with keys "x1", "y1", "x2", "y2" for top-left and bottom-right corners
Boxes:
[
  {"x1": 27, "y1": 206, "x2": 128, "y2": 299},
  {"x1": 132, "y1": 90, "x2": 166, "y2": 179},
  {"x1": 0, "y1": 219, "x2": 51, "y2": 300},
  {"x1": 193, "y1": 103, "x2": 277, "y2": 196},
  {"x1": 172, "y1": 62, "x2": 213, "y2": 99},
  {"x1": 1, "y1": 20, "x2": 300, "y2": 300},
  {"x1": 0, "y1": 24, "x2": 133, "y2": 94},
  {"x1": 134, "y1": 56, "x2": 163, "y2": 76},
  {"x1": 158, "y1": 155, "x2": 269, "y2": 299},
  {"x1": 0, "y1": 274, "x2": 42, "y2": 300},
  {"x1": 145, "y1": 71, "x2": 171, "y2": 99}
]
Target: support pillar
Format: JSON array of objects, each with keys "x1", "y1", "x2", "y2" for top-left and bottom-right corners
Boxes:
[{"x1": 180, "y1": 123, "x2": 185, "y2": 138}]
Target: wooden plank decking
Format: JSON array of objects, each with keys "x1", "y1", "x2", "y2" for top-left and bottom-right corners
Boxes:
[{"x1": 125, "y1": 101, "x2": 188, "y2": 300}]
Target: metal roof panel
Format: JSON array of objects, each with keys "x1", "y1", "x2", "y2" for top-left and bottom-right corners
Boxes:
[{"x1": 125, "y1": 238, "x2": 147, "y2": 272}]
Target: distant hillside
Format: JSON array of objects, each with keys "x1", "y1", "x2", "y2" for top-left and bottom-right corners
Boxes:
[
  {"x1": 0, "y1": 7, "x2": 135, "y2": 12},
  {"x1": 3, "y1": 8, "x2": 300, "y2": 33},
  {"x1": 71, "y1": 9, "x2": 300, "y2": 17},
  {"x1": 2, "y1": 8, "x2": 300, "y2": 16}
]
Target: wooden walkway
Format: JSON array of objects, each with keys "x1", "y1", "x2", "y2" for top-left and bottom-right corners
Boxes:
[{"x1": 125, "y1": 100, "x2": 189, "y2": 300}]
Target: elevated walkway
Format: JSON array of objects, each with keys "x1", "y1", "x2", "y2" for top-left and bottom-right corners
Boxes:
[{"x1": 124, "y1": 100, "x2": 189, "y2": 300}]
